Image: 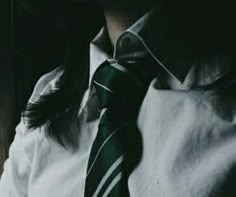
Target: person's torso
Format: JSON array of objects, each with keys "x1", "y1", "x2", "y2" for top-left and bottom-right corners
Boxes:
[{"x1": 26, "y1": 76, "x2": 236, "y2": 197}]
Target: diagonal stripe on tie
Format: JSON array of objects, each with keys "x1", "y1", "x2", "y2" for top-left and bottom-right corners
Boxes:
[
  {"x1": 102, "y1": 172, "x2": 123, "y2": 197},
  {"x1": 86, "y1": 110, "x2": 130, "y2": 174},
  {"x1": 85, "y1": 121, "x2": 128, "y2": 197},
  {"x1": 87, "y1": 128, "x2": 122, "y2": 176},
  {"x1": 92, "y1": 154, "x2": 125, "y2": 197},
  {"x1": 93, "y1": 80, "x2": 113, "y2": 93}
]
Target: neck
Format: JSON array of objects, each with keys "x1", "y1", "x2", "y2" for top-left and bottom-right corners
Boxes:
[{"x1": 101, "y1": 2, "x2": 152, "y2": 46}]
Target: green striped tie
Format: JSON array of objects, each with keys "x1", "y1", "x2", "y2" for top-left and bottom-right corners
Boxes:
[{"x1": 85, "y1": 56, "x2": 157, "y2": 197}]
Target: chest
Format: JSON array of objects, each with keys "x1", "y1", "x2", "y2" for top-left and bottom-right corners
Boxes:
[{"x1": 28, "y1": 82, "x2": 236, "y2": 197}]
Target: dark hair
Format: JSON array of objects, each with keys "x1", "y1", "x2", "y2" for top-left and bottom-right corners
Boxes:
[
  {"x1": 18, "y1": 0, "x2": 104, "y2": 147},
  {"x1": 21, "y1": 0, "x2": 235, "y2": 147}
]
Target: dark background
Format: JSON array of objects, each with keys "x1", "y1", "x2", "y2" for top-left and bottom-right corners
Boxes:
[{"x1": 0, "y1": 0, "x2": 15, "y2": 174}]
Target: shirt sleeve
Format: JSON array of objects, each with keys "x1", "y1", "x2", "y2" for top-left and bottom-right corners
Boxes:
[
  {"x1": 0, "y1": 66, "x2": 63, "y2": 197},
  {"x1": 0, "y1": 123, "x2": 31, "y2": 197}
]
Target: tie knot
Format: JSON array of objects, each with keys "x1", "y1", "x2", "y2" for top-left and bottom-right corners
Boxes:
[{"x1": 92, "y1": 57, "x2": 157, "y2": 113}]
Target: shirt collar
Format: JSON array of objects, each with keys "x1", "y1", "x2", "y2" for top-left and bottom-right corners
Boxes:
[
  {"x1": 89, "y1": 28, "x2": 111, "y2": 86},
  {"x1": 113, "y1": 8, "x2": 193, "y2": 83},
  {"x1": 89, "y1": 8, "x2": 232, "y2": 89}
]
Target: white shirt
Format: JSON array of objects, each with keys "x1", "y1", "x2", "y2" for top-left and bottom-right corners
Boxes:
[{"x1": 0, "y1": 9, "x2": 236, "y2": 197}]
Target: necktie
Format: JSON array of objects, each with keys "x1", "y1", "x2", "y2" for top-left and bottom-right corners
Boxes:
[{"x1": 85, "y1": 56, "x2": 157, "y2": 197}]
